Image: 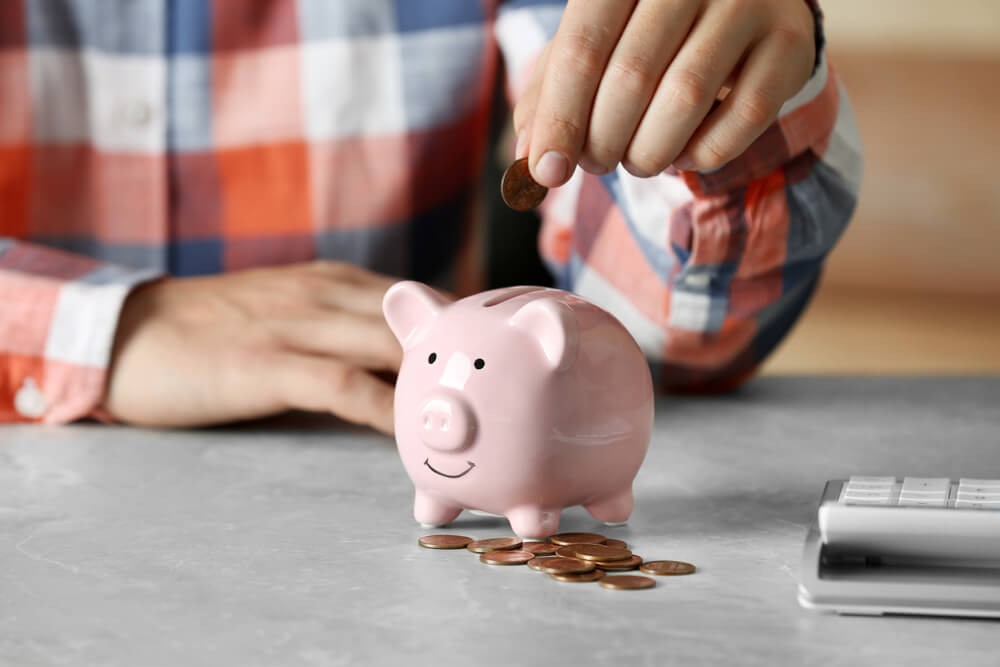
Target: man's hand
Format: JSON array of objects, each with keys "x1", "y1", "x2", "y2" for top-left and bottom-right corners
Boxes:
[
  {"x1": 101, "y1": 262, "x2": 404, "y2": 434},
  {"x1": 514, "y1": 0, "x2": 816, "y2": 185}
]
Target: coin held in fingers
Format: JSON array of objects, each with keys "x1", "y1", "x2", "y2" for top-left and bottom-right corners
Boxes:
[{"x1": 501, "y1": 157, "x2": 548, "y2": 211}]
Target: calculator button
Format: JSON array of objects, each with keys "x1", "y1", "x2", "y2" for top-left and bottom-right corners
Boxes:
[
  {"x1": 849, "y1": 476, "x2": 897, "y2": 485},
  {"x1": 958, "y1": 485, "x2": 1000, "y2": 495},
  {"x1": 956, "y1": 492, "x2": 1000, "y2": 502},
  {"x1": 843, "y1": 497, "x2": 894, "y2": 506},
  {"x1": 843, "y1": 489, "x2": 892, "y2": 499},
  {"x1": 843, "y1": 482, "x2": 895, "y2": 492},
  {"x1": 955, "y1": 500, "x2": 1000, "y2": 510},
  {"x1": 959, "y1": 478, "x2": 1000, "y2": 489},
  {"x1": 901, "y1": 478, "x2": 951, "y2": 494},
  {"x1": 898, "y1": 497, "x2": 948, "y2": 507}
]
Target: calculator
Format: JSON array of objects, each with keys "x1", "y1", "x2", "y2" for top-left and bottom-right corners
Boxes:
[{"x1": 798, "y1": 477, "x2": 1000, "y2": 618}]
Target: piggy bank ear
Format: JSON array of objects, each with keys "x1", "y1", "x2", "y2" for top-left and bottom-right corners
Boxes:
[
  {"x1": 510, "y1": 299, "x2": 578, "y2": 371},
  {"x1": 383, "y1": 281, "x2": 448, "y2": 348}
]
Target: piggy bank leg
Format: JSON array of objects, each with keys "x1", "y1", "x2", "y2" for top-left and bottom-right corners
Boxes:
[
  {"x1": 413, "y1": 490, "x2": 462, "y2": 528},
  {"x1": 584, "y1": 488, "x2": 634, "y2": 525},
  {"x1": 505, "y1": 506, "x2": 561, "y2": 540}
]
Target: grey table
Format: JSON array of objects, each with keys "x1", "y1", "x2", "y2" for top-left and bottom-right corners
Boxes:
[{"x1": 2, "y1": 377, "x2": 999, "y2": 667}]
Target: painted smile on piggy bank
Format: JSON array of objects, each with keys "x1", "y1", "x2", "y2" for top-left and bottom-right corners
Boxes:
[{"x1": 424, "y1": 458, "x2": 476, "y2": 479}]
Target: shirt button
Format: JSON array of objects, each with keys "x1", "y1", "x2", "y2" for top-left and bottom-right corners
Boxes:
[
  {"x1": 119, "y1": 100, "x2": 153, "y2": 127},
  {"x1": 14, "y1": 377, "x2": 47, "y2": 419}
]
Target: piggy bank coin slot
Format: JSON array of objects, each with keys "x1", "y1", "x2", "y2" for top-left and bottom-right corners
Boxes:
[{"x1": 481, "y1": 286, "x2": 544, "y2": 307}]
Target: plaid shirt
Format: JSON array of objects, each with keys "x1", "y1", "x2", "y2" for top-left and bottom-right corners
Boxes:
[{"x1": 0, "y1": 0, "x2": 861, "y2": 423}]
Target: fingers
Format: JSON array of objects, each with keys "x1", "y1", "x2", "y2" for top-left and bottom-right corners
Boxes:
[
  {"x1": 581, "y1": 0, "x2": 700, "y2": 174},
  {"x1": 624, "y1": 2, "x2": 760, "y2": 177},
  {"x1": 271, "y1": 311, "x2": 403, "y2": 373},
  {"x1": 528, "y1": 0, "x2": 637, "y2": 187},
  {"x1": 275, "y1": 352, "x2": 396, "y2": 435},
  {"x1": 512, "y1": 41, "x2": 552, "y2": 159},
  {"x1": 678, "y1": 26, "x2": 815, "y2": 170}
]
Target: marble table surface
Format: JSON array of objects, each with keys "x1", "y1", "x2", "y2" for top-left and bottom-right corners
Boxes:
[{"x1": 2, "y1": 377, "x2": 999, "y2": 666}]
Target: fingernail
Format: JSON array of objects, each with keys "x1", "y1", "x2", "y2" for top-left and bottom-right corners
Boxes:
[
  {"x1": 515, "y1": 132, "x2": 529, "y2": 159},
  {"x1": 673, "y1": 153, "x2": 696, "y2": 171},
  {"x1": 535, "y1": 151, "x2": 569, "y2": 187},
  {"x1": 578, "y1": 156, "x2": 609, "y2": 175},
  {"x1": 622, "y1": 159, "x2": 650, "y2": 178}
]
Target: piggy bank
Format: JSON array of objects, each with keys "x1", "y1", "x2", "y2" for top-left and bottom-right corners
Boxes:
[{"x1": 383, "y1": 281, "x2": 654, "y2": 539}]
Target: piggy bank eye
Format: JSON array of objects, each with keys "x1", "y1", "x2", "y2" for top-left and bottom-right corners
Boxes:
[
  {"x1": 473, "y1": 358, "x2": 485, "y2": 370},
  {"x1": 428, "y1": 352, "x2": 437, "y2": 364}
]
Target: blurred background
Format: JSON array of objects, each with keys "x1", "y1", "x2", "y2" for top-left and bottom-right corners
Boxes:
[{"x1": 485, "y1": 0, "x2": 1000, "y2": 376}]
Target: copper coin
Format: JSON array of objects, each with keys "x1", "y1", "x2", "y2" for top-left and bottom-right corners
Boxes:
[
  {"x1": 639, "y1": 560, "x2": 697, "y2": 576},
  {"x1": 418, "y1": 534, "x2": 474, "y2": 549},
  {"x1": 549, "y1": 569, "x2": 606, "y2": 583},
  {"x1": 466, "y1": 537, "x2": 523, "y2": 553},
  {"x1": 536, "y1": 557, "x2": 596, "y2": 575},
  {"x1": 554, "y1": 546, "x2": 582, "y2": 559},
  {"x1": 501, "y1": 157, "x2": 548, "y2": 211},
  {"x1": 595, "y1": 555, "x2": 643, "y2": 571},
  {"x1": 604, "y1": 538, "x2": 628, "y2": 549},
  {"x1": 527, "y1": 556, "x2": 556, "y2": 571},
  {"x1": 522, "y1": 542, "x2": 559, "y2": 556},
  {"x1": 599, "y1": 575, "x2": 656, "y2": 590},
  {"x1": 550, "y1": 532, "x2": 607, "y2": 546},
  {"x1": 567, "y1": 544, "x2": 633, "y2": 562},
  {"x1": 480, "y1": 550, "x2": 534, "y2": 566}
]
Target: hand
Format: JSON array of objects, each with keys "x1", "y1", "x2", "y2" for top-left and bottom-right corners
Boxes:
[
  {"x1": 514, "y1": 0, "x2": 816, "y2": 185},
  {"x1": 101, "y1": 262, "x2": 405, "y2": 434}
]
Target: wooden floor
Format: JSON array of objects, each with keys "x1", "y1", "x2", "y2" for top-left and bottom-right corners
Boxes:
[{"x1": 760, "y1": 286, "x2": 1000, "y2": 375}]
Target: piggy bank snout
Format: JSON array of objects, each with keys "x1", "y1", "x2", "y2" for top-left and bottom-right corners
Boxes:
[{"x1": 418, "y1": 393, "x2": 475, "y2": 452}]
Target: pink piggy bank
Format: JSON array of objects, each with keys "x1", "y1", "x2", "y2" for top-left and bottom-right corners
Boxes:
[{"x1": 382, "y1": 281, "x2": 654, "y2": 539}]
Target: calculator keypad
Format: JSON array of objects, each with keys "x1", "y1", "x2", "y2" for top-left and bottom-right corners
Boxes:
[{"x1": 839, "y1": 477, "x2": 1000, "y2": 509}]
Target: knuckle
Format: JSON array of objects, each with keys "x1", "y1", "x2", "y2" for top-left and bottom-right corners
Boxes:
[
  {"x1": 608, "y1": 52, "x2": 659, "y2": 95},
  {"x1": 545, "y1": 110, "x2": 585, "y2": 144},
  {"x1": 694, "y1": 133, "x2": 731, "y2": 170},
  {"x1": 667, "y1": 68, "x2": 712, "y2": 113},
  {"x1": 772, "y1": 25, "x2": 810, "y2": 51},
  {"x1": 560, "y1": 25, "x2": 610, "y2": 78},
  {"x1": 734, "y1": 88, "x2": 779, "y2": 130},
  {"x1": 328, "y1": 364, "x2": 361, "y2": 397}
]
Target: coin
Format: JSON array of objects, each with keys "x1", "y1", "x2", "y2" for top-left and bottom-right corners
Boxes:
[
  {"x1": 527, "y1": 556, "x2": 556, "y2": 572},
  {"x1": 599, "y1": 575, "x2": 656, "y2": 590},
  {"x1": 550, "y1": 532, "x2": 607, "y2": 546},
  {"x1": 418, "y1": 534, "x2": 474, "y2": 549},
  {"x1": 595, "y1": 555, "x2": 643, "y2": 571},
  {"x1": 604, "y1": 538, "x2": 628, "y2": 549},
  {"x1": 522, "y1": 542, "x2": 559, "y2": 556},
  {"x1": 466, "y1": 537, "x2": 523, "y2": 553},
  {"x1": 639, "y1": 560, "x2": 696, "y2": 576},
  {"x1": 501, "y1": 157, "x2": 548, "y2": 211},
  {"x1": 550, "y1": 569, "x2": 606, "y2": 583},
  {"x1": 566, "y1": 544, "x2": 632, "y2": 562},
  {"x1": 480, "y1": 550, "x2": 535, "y2": 566},
  {"x1": 536, "y1": 557, "x2": 596, "y2": 575}
]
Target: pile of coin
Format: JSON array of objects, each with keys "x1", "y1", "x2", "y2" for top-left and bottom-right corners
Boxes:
[{"x1": 418, "y1": 531, "x2": 696, "y2": 590}]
